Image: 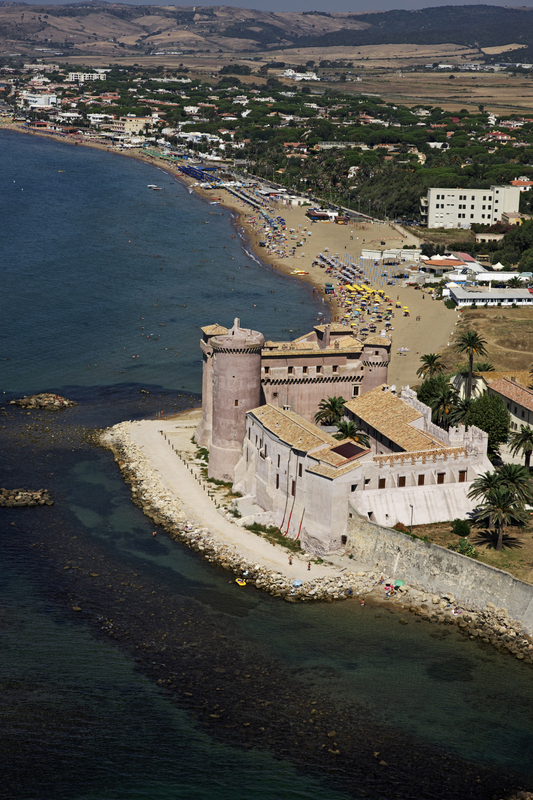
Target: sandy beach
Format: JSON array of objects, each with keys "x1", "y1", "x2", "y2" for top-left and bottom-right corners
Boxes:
[{"x1": 1, "y1": 121, "x2": 458, "y2": 386}]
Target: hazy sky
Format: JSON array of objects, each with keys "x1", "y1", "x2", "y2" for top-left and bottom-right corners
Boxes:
[{"x1": 16, "y1": 0, "x2": 533, "y2": 11}]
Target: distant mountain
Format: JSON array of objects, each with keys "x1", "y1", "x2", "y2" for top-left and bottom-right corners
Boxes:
[
  {"x1": 0, "y1": 3, "x2": 532, "y2": 61},
  {"x1": 296, "y1": 5, "x2": 533, "y2": 54}
]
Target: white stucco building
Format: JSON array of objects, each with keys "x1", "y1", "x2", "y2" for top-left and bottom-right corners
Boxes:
[
  {"x1": 234, "y1": 385, "x2": 491, "y2": 554},
  {"x1": 420, "y1": 185, "x2": 521, "y2": 228},
  {"x1": 67, "y1": 72, "x2": 106, "y2": 83}
]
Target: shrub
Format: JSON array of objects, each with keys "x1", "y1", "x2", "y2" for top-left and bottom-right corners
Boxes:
[
  {"x1": 448, "y1": 537, "x2": 477, "y2": 558},
  {"x1": 451, "y1": 518, "x2": 471, "y2": 537}
]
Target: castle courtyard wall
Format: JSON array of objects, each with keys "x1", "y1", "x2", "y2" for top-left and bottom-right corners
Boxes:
[{"x1": 346, "y1": 510, "x2": 533, "y2": 633}]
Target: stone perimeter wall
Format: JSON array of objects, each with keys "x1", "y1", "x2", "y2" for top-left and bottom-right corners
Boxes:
[{"x1": 346, "y1": 509, "x2": 533, "y2": 634}]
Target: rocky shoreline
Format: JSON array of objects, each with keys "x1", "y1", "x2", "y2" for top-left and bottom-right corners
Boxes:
[
  {"x1": 0, "y1": 487, "x2": 53, "y2": 507},
  {"x1": 100, "y1": 421, "x2": 533, "y2": 666},
  {"x1": 9, "y1": 393, "x2": 77, "y2": 409}
]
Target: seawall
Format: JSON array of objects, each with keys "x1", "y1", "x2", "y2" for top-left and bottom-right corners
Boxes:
[{"x1": 346, "y1": 508, "x2": 533, "y2": 634}]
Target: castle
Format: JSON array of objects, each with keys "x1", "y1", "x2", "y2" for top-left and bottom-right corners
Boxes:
[
  {"x1": 195, "y1": 318, "x2": 391, "y2": 480},
  {"x1": 195, "y1": 319, "x2": 491, "y2": 554}
]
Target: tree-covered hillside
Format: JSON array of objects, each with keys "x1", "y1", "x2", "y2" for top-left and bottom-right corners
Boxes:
[{"x1": 296, "y1": 5, "x2": 533, "y2": 60}]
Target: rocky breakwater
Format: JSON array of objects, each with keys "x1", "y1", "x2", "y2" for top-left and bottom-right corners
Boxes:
[
  {"x1": 98, "y1": 422, "x2": 533, "y2": 665},
  {"x1": 100, "y1": 423, "x2": 392, "y2": 603},
  {"x1": 381, "y1": 584, "x2": 533, "y2": 665},
  {"x1": 0, "y1": 488, "x2": 53, "y2": 507},
  {"x1": 9, "y1": 393, "x2": 77, "y2": 409}
]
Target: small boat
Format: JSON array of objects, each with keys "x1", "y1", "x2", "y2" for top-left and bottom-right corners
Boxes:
[
  {"x1": 147, "y1": 184, "x2": 157, "y2": 188},
  {"x1": 235, "y1": 578, "x2": 247, "y2": 587},
  {"x1": 152, "y1": 187, "x2": 162, "y2": 191}
]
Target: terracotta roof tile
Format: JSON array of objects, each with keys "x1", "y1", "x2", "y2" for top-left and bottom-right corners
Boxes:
[
  {"x1": 248, "y1": 404, "x2": 337, "y2": 451},
  {"x1": 362, "y1": 335, "x2": 391, "y2": 347},
  {"x1": 344, "y1": 386, "x2": 446, "y2": 451},
  {"x1": 487, "y1": 378, "x2": 533, "y2": 412}
]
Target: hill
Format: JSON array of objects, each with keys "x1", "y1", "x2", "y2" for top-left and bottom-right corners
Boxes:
[{"x1": 0, "y1": 4, "x2": 533, "y2": 62}]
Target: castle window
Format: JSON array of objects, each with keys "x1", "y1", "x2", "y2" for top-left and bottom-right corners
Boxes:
[
  {"x1": 303, "y1": 366, "x2": 308, "y2": 374},
  {"x1": 277, "y1": 454, "x2": 280, "y2": 468},
  {"x1": 364, "y1": 478, "x2": 371, "y2": 486},
  {"x1": 316, "y1": 366, "x2": 322, "y2": 374},
  {"x1": 398, "y1": 476, "x2": 406, "y2": 488},
  {"x1": 418, "y1": 474, "x2": 425, "y2": 486},
  {"x1": 332, "y1": 365, "x2": 338, "y2": 373},
  {"x1": 235, "y1": 399, "x2": 238, "y2": 407},
  {"x1": 291, "y1": 480, "x2": 296, "y2": 496},
  {"x1": 248, "y1": 428, "x2": 251, "y2": 440},
  {"x1": 264, "y1": 366, "x2": 269, "y2": 374},
  {"x1": 378, "y1": 478, "x2": 386, "y2": 489},
  {"x1": 264, "y1": 444, "x2": 267, "y2": 457},
  {"x1": 437, "y1": 472, "x2": 445, "y2": 484},
  {"x1": 288, "y1": 366, "x2": 294, "y2": 375},
  {"x1": 351, "y1": 484, "x2": 358, "y2": 492},
  {"x1": 375, "y1": 351, "x2": 379, "y2": 355},
  {"x1": 273, "y1": 392, "x2": 278, "y2": 398},
  {"x1": 276, "y1": 474, "x2": 279, "y2": 489},
  {"x1": 459, "y1": 470, "x2": 467, "y2": 483},
  {"x1": 298, "y1": 464, "x2": 302, "y2": 478},
  {"x1": 352, "y1": 385, "x2": 359, "y2": 397}
]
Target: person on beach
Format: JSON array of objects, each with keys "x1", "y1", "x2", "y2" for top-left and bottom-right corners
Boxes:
[
  {"x1": 289, "y1": 556, "x2": 293, "y2": 566},
  {"x1": 152, "y1": 531, "x2": 157, "y2": 538},
  {"x1": 307, "y1": 562, "x2": 311, "y2": 571}
]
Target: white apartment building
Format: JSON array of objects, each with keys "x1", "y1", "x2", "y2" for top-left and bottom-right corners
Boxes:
[
  {"x1": 420, "y1": 185, "x2": 521, "y2": 228},
  {"x1": 67, "y1": 72, "x2": 106, "y2": 83},
  {"x1": 21, "y1": 91, "x2": 57, "y2": 108}
]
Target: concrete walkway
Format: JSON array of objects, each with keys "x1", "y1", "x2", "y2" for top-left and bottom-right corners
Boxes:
[{"x1": 126, "y1": 416, "x2": 371, "y2": 583}]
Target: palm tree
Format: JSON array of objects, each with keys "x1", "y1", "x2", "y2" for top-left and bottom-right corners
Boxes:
[
  {"x1": 454, "y1": 330, "x2": 488, "y2": 399},
  {"x1": 467, "y1": 470, "x2": 503, "y2": 502},
  {"x1": 509, "y1": 425, "x2": 533, "y2": 470},
  {"x1": 449, "y1": 396, "x2": 473, "y2": 426},
  {"x1": 427, "y1": 382, "x2": 459, "y2": 429},
  {"x1": 314, "y1": 396, "x2": 346, "y2": 426},
  {"x1": 333, "y1": 420, "x2": 370, "y2": 448},
  {"x1": 475, "y1": 485, "x2": 527, "y2": 551},
  {"x1": 416, "y1": 353, "x2": 446, "y2": 380},
  {"x1": 498, "y1": 462, "x2": 533, "y2": 504},
  {"x1": 507, "y1": 275, "x2": 523, "y2": 289},
  {"x1": 474, "y1": 361, "x2": 494, "y2": 373}
]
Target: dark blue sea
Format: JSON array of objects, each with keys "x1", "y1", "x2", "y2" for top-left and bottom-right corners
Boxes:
[{"x1": 1, "y1": 130, "x2": 533, "y2": 800}]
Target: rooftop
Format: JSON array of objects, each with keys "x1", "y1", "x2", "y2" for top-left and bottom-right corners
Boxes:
[
  {"x1": 249, "y1": 404, "x2": 337, "y2": 452},
  {"x1": 201, "y1": 323, "x2": 228, "y2": 336},
  {"x1": 345, "y1": 386, "x2": 447, "y2": 451},
  {"x1": 487, "y1": 377, "x2": 533, "y2": 412}
]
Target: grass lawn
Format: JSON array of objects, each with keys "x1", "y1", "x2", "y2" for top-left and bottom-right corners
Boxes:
[{"x1": 412, "y1": 518, "x2": 533, "y2": 584}]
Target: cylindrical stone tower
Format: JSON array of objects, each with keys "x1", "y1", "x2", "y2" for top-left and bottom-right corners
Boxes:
[{"x1": 209, "y1": 318, "x2": 264, "y2": 482}]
